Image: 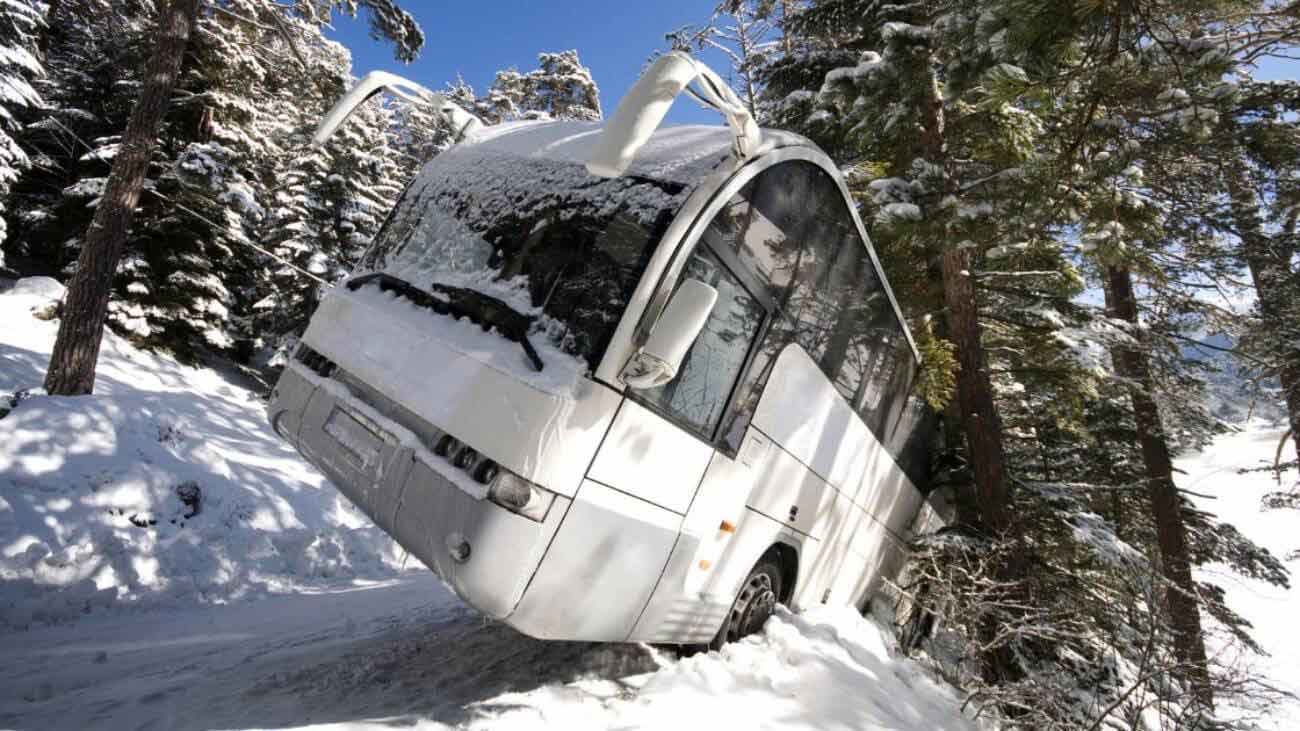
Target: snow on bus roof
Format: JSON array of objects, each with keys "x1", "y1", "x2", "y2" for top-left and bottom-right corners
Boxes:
[{"x1": 461, "y1": 119, "x2": 812, "y2": 185}]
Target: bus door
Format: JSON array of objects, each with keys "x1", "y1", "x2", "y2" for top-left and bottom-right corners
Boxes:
[{"x1": 612, "y1": 235, "x2": 776, "y2": 641}]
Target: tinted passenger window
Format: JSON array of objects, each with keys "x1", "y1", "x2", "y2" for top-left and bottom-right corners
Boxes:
[
  {"x1": 639, "y1": 246, "x2": 765, "y2": 438},
  {"x1": 706, "y1": 180, "x2": 798, "y2": 307},
  {"x1": 719, "y1": 312, "x2": 796, "y2": 453},
  {"x1": 701, "y1": 160, "x2": 935, "y2": 483}
]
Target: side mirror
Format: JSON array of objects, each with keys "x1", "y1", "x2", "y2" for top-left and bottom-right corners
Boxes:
[{"x1": 622, "y1": 279, "x2": 718, "y2": 390}]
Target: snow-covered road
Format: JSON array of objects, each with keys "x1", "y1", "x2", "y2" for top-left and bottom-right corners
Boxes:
[
  {"x1": 1, "y1": 568, "x2": 981, "y2": 730},
  {"x1": 0, "y1": 573, "x2": 661, "y2": 730}
]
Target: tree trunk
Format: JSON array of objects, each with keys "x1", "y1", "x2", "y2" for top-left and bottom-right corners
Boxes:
[
  {"x1": 1103, "y1": 264, "x2": 1213, "y2": 709},
  {"x1": 1225, "y1": 168, "x2": 1300, "y2": 463},
  {"x1": 918, "y1": 58, "x2": 1018, "y2": 688},
  {"x1": 913, "y1": 58, "x2": 1011, "y2": 535},
  {"x1": 43, "y1": 0, "x2": 200, "y2": 395},
  {"x1": 941, "y1": 246, "x2": 1012, "y2": 534}
]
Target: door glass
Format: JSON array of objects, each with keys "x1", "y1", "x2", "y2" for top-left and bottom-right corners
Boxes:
[{"x1": 639, "y1": 246, "x2": 765, "y2": 438}]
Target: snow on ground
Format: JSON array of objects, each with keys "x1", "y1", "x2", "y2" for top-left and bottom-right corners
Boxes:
[
  {"x1": 449, "y1": 606, "x2": 978, "y2": 731},
  {"x1": 0, "y1": 579, "x2": 976, "y2": 731},
  {"x1": 0, "y1": 278, "x2": 404, "y2": 631},
  {"x1": 1178, "y1": 427, "x2": 1300, "y2": 730},
  {"x1": 0, "y1": 277, "x2": 979, "y2": 730}
]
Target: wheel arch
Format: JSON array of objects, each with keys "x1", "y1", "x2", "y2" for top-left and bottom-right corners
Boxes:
[{"x1": 765, "y1": 540, "x2": 799, "y2": 604}]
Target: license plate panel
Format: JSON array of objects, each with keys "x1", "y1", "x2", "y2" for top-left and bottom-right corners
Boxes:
[{"x1": 324, "y1": 408, "x2": 384, "y2": 468}]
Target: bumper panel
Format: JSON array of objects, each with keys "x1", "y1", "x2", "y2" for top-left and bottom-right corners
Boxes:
[{"x1": 283, "y1": 371, "x2": 569, "y2": 621}]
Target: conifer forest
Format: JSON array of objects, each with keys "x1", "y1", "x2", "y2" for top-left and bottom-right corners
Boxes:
[{"x1": 1, "y1": 1, "x2": 1299, "y2": 729}]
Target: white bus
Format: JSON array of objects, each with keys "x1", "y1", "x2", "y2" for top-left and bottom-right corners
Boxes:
[{"x1": 269, "y1": 54, "x2": 938, "y2": 647}]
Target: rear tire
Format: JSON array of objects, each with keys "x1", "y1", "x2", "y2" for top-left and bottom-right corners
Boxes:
[{"x1": 709, "y1": 555, "x2": 783, "y2": 650}]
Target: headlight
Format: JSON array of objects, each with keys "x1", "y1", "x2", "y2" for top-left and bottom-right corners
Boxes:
[{"x1": 487, "y1": 470, "x2": 555, "y2": 522}]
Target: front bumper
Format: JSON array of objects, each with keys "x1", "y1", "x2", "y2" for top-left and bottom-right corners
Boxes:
[{"x1": 269, "y1": 364, "x2": 568, "y2": 619}]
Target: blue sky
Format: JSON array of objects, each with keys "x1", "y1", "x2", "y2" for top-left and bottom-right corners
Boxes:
[
  {"x1": 326, "y1": 1, "x2": 723, "y2": 124},
  {"x1": 327, "y1": 4, "x2": 1297, "y2": 127}
]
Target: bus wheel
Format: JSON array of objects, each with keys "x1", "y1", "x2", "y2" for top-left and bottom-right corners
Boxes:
[{"x1": 710, "y1": 556, "x2": 782, "y2": 650}]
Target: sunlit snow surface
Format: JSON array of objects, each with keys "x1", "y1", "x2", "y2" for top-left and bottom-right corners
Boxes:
[
  {"x1": 1177, "y1": 428, "x2": 1300, "y2": 730},
  {"x1": 0, "y1": 278, "x2": 405, "y2": 629}
]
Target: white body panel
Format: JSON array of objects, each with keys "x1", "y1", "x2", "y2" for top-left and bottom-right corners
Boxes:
[
  {"x1": 629, "y1": 439, "x2": 786, "y2": 643},
  {"x1": 751, "y1": 346, "x2": 923, "y2": 611},
  {"x1": 630, "y1": 344, "x2": 925, "y2": 631},
  {"x1": 587, "y1": 400, "x2": 713, "y2": 515},
  {"x1": 509, "y1": 479, "x2": 682, "y2": 640}
]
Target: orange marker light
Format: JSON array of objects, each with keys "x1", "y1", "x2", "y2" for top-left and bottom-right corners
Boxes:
[
  {"x1": 699, "y1": 560, "x2": 711, "y2": 570},
  {"x1": 719, "y1": 520, "x2": 737, "y2": 534}
]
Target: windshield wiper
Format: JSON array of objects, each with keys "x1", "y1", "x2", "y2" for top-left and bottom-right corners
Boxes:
[{"x1": 346, "y1": 273, "x2": 545, "y2": 372}]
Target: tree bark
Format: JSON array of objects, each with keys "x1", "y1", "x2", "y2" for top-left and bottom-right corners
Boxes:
[
  {"x1": 43, "y1": 0, "x2": 200, "y2": 395},
  {"x1": 941, "y1": 246, "x2": 1012, "y2": 534},
  {"x1": 913, "y1": 57, "x2": 1012, "y2": 536},
  {"x1": 1103, "y1": 264, "x2": 1213, "y2": 709},
  {"x1": 917, "y1": 57, "x2": 1017, "y2": 688},
  {"x1": 1225, "y1": 168, "x2": 1300, "y2": 463}
]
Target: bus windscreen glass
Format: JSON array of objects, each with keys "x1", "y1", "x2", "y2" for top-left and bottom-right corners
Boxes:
[{"x1": 358, "y1": 149, "x2": 689, "y2": 371}]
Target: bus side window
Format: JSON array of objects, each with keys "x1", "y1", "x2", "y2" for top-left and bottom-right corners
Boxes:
[
  {"x1": 637, "y1": 246, "x2": 765, "y2": 439},
  {"x1": 768, "y1": 166, "x2": 896, "y2": 414},
  {"x1": 699, "y1": 158, "x2": 934, "y2": 480},
  {"x1": 718, "y1": 313, "x2": 796, "y2": 454}
]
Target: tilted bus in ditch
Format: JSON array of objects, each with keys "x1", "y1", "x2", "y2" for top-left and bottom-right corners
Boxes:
[{"x1": 268, "y1": 53, "x2": 939, "y2": 647}]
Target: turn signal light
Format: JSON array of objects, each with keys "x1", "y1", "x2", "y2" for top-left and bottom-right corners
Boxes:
[{"x1": 487, "y1": 470, "x2": 555, "y2": 522}]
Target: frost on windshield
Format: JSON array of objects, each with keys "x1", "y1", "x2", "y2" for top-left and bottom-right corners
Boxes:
[{"x1": 358, "y1": 147, "x2": 689, "y2": 370}]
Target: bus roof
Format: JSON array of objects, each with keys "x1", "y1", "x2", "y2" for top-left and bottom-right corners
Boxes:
[{"x1": 461, "y1": 120, "x2": 814, "y2": 186}]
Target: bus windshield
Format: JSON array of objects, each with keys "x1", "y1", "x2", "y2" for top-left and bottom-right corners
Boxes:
[{"x1": 357, "y1": 148, "x2": 689, "y2": 371}]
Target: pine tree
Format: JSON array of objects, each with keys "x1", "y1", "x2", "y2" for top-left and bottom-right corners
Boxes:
[
  {"x1": 477, "y1": 50, "x2": 602, "y2": 124},
  {"x1": 1, "y1": 1, "x2": 152, "y2": 278},
  {"x1": 1218, "y1": 81, "x2": 1300, "y2": 464},
  {"x1": 758, "y1": 0, "x2": 1297, "y2": 723},
  {"x1": 0, "y1": 0, "x2": 43, "y2": 273},
  {"x1": 527, "y1": 50, "x2": 601, "y2": 121},
  {"x1": 5, "y1": 1, "x2": 428, "y2": 368},
  {"x1": 666, "y1": 0, "x2": 781, "y2": 117}
]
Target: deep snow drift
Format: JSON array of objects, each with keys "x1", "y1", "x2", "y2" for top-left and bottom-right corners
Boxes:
[{"x1": 0, "y1": 278, "x2": 978, "y2": 730}]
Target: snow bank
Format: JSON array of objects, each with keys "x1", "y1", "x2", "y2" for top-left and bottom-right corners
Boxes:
[
  {"x1": 0, "y1": 279, "x2": 404, "y2": 631},
  {"x1": 6, "y1": 276, "x2": 64, "y2": 300},
  {"x1": 455, "y1": 607, "x2": 978, "y2": 731},
  {"x1": 260, "y1": 605, "x2": 978, "y2": 731}
]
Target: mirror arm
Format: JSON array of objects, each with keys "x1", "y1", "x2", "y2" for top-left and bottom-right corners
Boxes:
[
  {"x1": 587, "y1": 52, "x2": 761, "y2": 178},
  {"x1": 313, "y1": 71, "x2": 484, "y2": 147},
  {"x1": 621, "y1": 351, "x2": 675, "y2": 390}
]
